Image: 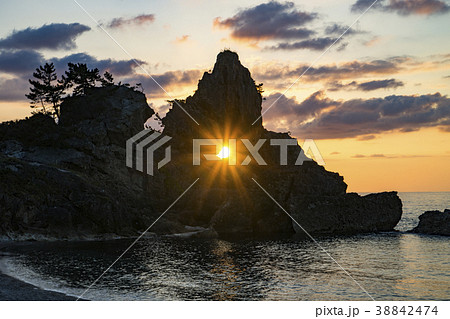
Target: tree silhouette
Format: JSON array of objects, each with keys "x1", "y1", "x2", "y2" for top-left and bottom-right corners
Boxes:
[
  {"x1": 100, "y1": 71, "x2": 115, "y2": 87},
  {"x1": 26, "y1": 62, "x2": 139, "y2": 119},
  {"x1": 135, "y1": 82, "x2": 144, "y2": 93},
  {"x1": 256, "y1": 82, "x2": 264, "y2": 94},
  {"x1": 25, "y1": 62, "x2": 65, "y2": 119},
  {"x1": 62, "y1": 63, "x2": 101, "y2": 96}
]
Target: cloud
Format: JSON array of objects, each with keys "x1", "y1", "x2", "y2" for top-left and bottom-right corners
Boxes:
[
  {"x1": 0, "y1": 23, "x2": 90, "y2": 50},
  {"x1": 0, "y1": 76, "x2": 29, "y2": 101},
  {"x1": 352, "y1": 154, "x2": 387, "y2": 158},
  {"x1": 263, "y1": 91, "x2": 338, "y2": 122},
  {"x1": 330, "y1": 151, "x2": 340, "y2": 155},
  {"x1": 364, "y1": 36, "x2": 382, "y2": 47},
  {"x1": 214, "y1": 1, "x2": 316, "y2": 41},
  {"x1": 351, "y1": 0, "x2": 450, "y2": 16},
  {"x1": 262, "y1": 91, "x2": 450, "y2": 139},
  {"x1": 253, "y1": 57, "x2": 406, "y2": 84},
  {"x1": 106, "y1": 14, "x2": 155, "y2": 29},
  {"x1": 214, "y1": 1, "x2": 369, "y2": 51},
  {"x1": 351, "y1": 153, "x2": 431, "y2": 159},
  {"x1": 0, "y1": 51, "x2": 148, "y2": 102},
  {"x1": 327, "y1": 78, "x2": 404, "y2": 91},
  {"x1": 52, "y1": 53, "x2": 144, "y2": 76},
  {"x1": 123, "y1": 69, "x2": 204, "y2": 98},
  {"x1": 0, "y1": 48, "x2": 144, "y2": 77},
  {"x1": 267, "y1": 37, "x2": 338, "y2": 51},
  {"x1": 357, "y1": 134, "x2": 376, "y2": 140},
  {"x1": 0, "y1": 43, "x2": 204, "y2": 103},
  {"x1": 149, "y1": 102, "x2": 171, "y2": 115},
  {"x1": 324, "y1": 23, "x2": 364, "y2": 36},
  {"x1": 0, "y1": 49, "x2": 44, "y2": 75},
  {"x1": 0, "y1": 66, "x2": 202, "y2": 103},
  {"x1": 358, "y1": 79, "x2": 404, "y2": 91},
  {"x1": 175, "y1": 35, "x2": 190, "y2": 43},
  {"x1": 253, "y1": 54, "x2": 450, "y2": 87}
]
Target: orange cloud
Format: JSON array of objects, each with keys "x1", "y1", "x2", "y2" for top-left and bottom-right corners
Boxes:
[{"x1": 175, "y1": 35, "x2": 190, "y2": 43}]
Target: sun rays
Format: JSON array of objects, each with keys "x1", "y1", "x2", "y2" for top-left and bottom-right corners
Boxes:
[{"x1": 191, "y1": 121, "x2": 255, "y2": 204}]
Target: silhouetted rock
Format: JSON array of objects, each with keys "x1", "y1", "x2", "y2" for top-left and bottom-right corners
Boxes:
[
  {"x1": 0, "y1": 113, "x2": 58, "y2": 147},
  {"x1": 0, "y1": 155, "x2": 146, "y2": 239},
  {"x1": 163, "y1": 51, "x2": 263, "y2": 150},
  {"x1": 411, "y1": 209, "x2": 450, "y2": 236},
  {"x1": 157, "y1": 50, "x2": 403, "y2": 236},
  {"x1": 288, "y1": 192, "x2": 402, "y2": 235},
  {"x1": 0, "y1": 51, "x2": 403, "y2": 240},
  {"x1": 0, "y1": 86, "x2": 165, "y2": 239}
]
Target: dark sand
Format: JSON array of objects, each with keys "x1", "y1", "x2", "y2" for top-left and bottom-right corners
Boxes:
[
  {"x1": 0, "y1": 241, "x2": 83, "y2": 301},
  {"x1": 0, "y1": 271, "x2": 79, "y2": 301}
]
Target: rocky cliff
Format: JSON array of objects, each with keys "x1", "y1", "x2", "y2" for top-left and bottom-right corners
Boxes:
[
  {"x1": 0, "y1": 86, "x2": 172, "y2": 239},
  {"x1": 152, "y1": 50, "x2": 403, "y2": 236},
  {"x1": 0, "y1": 51, "x2": 403, "y2": 240}
]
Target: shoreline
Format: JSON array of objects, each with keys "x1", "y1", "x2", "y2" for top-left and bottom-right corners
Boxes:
[
  {"x1": 0, "y1": 265, "x2": 82, "y2": 301},
  {"x1": 0, "y1": 242, "x2": 85, "y2": 301}
]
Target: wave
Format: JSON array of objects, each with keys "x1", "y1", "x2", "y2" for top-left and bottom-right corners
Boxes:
[{"x1": 0, "y1": 256, "x2": 157, "y2": 300}]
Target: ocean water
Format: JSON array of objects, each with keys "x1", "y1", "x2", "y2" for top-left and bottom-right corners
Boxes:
[{"x1": 0, "y1": 192, "x2": 449, "y2": 301}]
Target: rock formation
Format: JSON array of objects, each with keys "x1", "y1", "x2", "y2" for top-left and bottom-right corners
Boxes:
[
  {"x1": 0, "y1": 86, "x2": 166, "y2": 239},
  {"x1": 0, "y1": 50, "x2": 403, "y2": 240},
  {"x1": 410, "y1": 209, "x2": 450, "y2": 236},
  {"x1": 152, "y1": 50, "x2": 403, "y2": 236}
]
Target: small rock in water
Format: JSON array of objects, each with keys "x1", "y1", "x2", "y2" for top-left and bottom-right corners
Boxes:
[{"x1": 411, "y1": 209, "x2": 450, "y2": 236}]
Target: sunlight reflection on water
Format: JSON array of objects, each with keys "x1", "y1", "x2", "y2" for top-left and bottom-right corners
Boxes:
[{"x1": 1, "y1": 192, "x2": 449, "y2": 300}]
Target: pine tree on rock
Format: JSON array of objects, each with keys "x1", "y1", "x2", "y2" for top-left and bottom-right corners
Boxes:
[
  {"x1": 25, "y1": 62, "x2": 65, "y2": 119},
  {"x1": 100, "y1": 71, "x2": 115, "y2": 87},
  {"x1": 62, "y1": 63, "x2": 101, "y2": 96}
]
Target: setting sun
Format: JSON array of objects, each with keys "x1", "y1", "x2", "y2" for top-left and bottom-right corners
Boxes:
[{"x1": 217, "y1": 146, "x2": 230, "y2": 159}]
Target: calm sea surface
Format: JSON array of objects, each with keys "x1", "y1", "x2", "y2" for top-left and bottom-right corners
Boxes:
[{"x1": 1, "y1": 192, "x2": 449, "y2": 300}]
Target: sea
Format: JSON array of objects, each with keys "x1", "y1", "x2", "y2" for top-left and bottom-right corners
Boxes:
[{"x1": 0, "y1": 192, "x2": 449, "y2": 301}]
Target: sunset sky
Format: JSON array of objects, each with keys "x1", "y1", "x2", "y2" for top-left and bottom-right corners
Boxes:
[{"x1": 0, "y1": 0, "x2": 449, "y2": 192}]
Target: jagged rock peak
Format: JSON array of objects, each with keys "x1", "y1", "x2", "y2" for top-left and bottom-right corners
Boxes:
[
  {"x1": 201, "y1": 50, "x2": 255, "y2": 91},
  {"x1": 213, "y1": 50, "x2": 241, "y2": 71},
  {"x1": 189, "y1": 50, "x2": 263, "y2": 130}
]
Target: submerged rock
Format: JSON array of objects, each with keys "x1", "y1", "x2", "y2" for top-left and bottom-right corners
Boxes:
[{"x1": 411, "y1": 209, "x2": 450, "y2": 236}]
